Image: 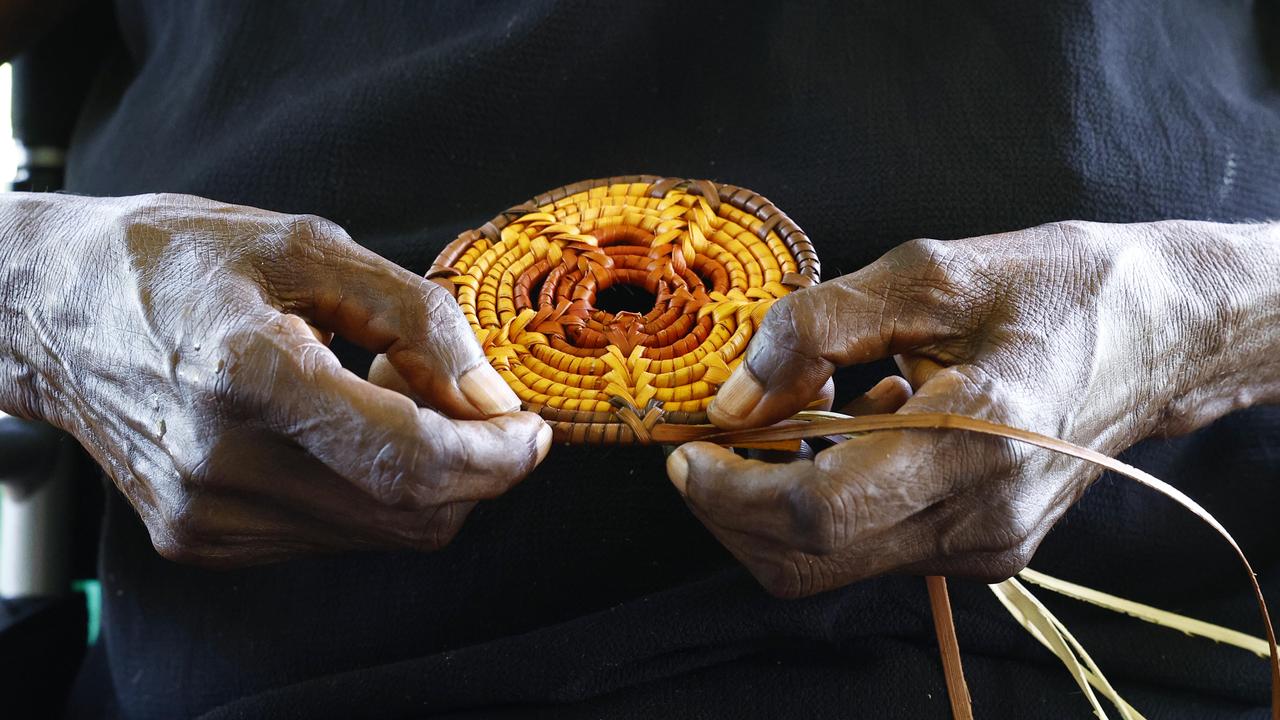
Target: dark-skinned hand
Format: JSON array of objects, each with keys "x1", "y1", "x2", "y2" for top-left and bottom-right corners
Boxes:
[
  {"x1": 666, "y1": 220, "x2": 1280, "y2": 598},
  {"x1": 0, "y1": 193, "x2": 552, "y2": 566}
]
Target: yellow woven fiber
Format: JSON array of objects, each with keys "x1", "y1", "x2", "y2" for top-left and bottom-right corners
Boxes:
[{"x1": 437, "y1": 177, "x2": 817, "y2": 442}]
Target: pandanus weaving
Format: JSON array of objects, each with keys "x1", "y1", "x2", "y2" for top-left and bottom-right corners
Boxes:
[{"x1": 429, "y1": 176, "x2": 819, "y2": 444}]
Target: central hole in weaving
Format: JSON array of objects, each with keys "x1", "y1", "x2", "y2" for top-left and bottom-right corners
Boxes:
[{"x1": 594, "y1": 283, "x2": 657, "y2": 315}]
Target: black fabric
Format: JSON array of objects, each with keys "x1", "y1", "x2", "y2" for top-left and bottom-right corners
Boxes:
[
  {"x1": 59, "y1": 1, "x2": 1280, "y2": 718},
  {"x1": 11, "y1": 0, "x2": 115, "y2": 148},
  {"x1": 0, "y1": 595, "x2": 87, "y2": 719}
]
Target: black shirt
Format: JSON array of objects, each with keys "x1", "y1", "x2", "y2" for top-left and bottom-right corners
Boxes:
[{"x1": 65, "y1": 1, "x2": 1280, "y2": 717}]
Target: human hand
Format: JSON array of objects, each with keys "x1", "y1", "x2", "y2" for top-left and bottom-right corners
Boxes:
[
  {"x1": 0, "y1": 193, "x2": 551, "y2": 566},
  {"x1": 666, "y1": 220, "x2": 1280, "y2": 597}
]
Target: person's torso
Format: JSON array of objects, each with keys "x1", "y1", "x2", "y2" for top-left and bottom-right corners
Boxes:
[{"x1": 65, "y1": 1, "x2": 1280, "y2": 717}]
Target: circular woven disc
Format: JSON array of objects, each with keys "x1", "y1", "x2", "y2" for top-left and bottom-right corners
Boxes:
[{"x1": 430, "y1": 175, "x2": 819, "y2": 444}]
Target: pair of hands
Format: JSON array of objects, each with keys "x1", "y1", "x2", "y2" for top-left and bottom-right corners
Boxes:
[{"x1": 2, "y1": 193, "x2": 1271, "y2": 594}]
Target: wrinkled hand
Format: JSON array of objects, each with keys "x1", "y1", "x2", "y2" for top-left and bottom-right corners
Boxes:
[
  {"x1": 0, "y1": 193, "x2": 551, "y2": 566},
  {"x1": 667, "y1": 220, "x2": 1280, "y2": 597}
]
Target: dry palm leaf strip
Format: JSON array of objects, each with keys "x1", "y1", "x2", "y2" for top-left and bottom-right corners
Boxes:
[
  {"x1": 431, "y1": 177, "x2": 1278, "y2": 719},
  {"x1": 709, "y1": 412, "x2": 1280, "y2": 720}
]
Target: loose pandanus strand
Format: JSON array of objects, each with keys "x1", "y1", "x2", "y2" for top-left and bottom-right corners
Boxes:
[{"x1": 707, "y1": 411, "x2": 1280, "y2": 720}]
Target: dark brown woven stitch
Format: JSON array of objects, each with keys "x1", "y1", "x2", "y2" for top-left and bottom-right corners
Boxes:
[{"x1": 717, "y1": 182, "x2": 819, "y2": 285}]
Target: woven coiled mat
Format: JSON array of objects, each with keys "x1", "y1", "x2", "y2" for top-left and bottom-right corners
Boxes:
[{"x1": 430, "y1": 175, "x2": 816, "y2": 444}]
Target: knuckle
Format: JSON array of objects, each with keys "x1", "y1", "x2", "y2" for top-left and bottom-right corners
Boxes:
[
  {"x1": 406, "y1": 505, "x2": 469, "y2": 552},
  {"x1": 172, "y1": 449, "x2": 216, "y2": 490},
  {"x1": 417, "y1": 274, "x2": 455, "y2": 306},
  {"x1": 890, "y1": 237, "x2": 948, "y2": 266},
  {"x1": 213, "y1": 314, "x2": 324, "y2": 418},
  {"x1": 267, "y1": 214, "x2": 351, "y2": 262},
  {"x1": 117, "y1": 192, "x2": 204, "y2": 221},
  {"x1": 959, "y1": 432, "x2": 1027, "y2": 482},
  {"x1": 783, "y1": 481, "x2": 848, "y2": 556},
  {"x1": 436, "y1": 420, "x2": 479, "y2": 490},
  {"x1": 939, "y1": 502, "x2": 1036, "y2": 582},
  {"x1": 150, "y1": 502, "x2": 208, "y2": 563},
  {"x1": 756, "y1": 560, "x2": 804, "y2": 599},
  {"x1": 760, "y1": 575, "x2": 803, "y2": 600},
  {"x1": 152, "y1": 539, "x2": 201, "y2": 564},
  {"x1": 973, "y1": 548, "x2": 1032, "y2": 583},
  {"x1": 290, "y1": 214, "x2": 350, "y2": 246},
  {"x1": 416, "y1": 278, "x2": 467, "y2": 330},
  {"x1": 987, "y1": 514, "x2": 1034, "y2": 557},
  {"x1": 166, "y1": 502, "x2": 203, "y2": 545},
  {"x1": 213, "y1": 323, "x2": 278, "y2": 413},
  {"x1": 396, "y1": 276, "x2": 474, "y2": 356},
  {"x1": 758, "y1": 293, "x2": 800, "y2": 345},
  {"x1": 111, "y1": 196, "x2": 170, "y2": 251},
  {"x1": 433, "y1": 417, "x2": 539, "y2": 502},
  {"x1": 137, "y1": 191, "x2": 181, "y2": 205},
  {"x1": 885, "y1": 237, "x2": 985, "y2": 306},
  {"x1": 757, "y1": 556, "x2": 830, "y2": 599},
  {"x1": 755, "y1": 292, "x2": 821, "y2": 361},
  {"x1": 366, "y1": 435, "x2": 425, "y2": 509},
  {"x1": 483, "y1": 454, "x2": 535, "y2": 495},
  {"x1": 365, "y1": 414, "x2": 518, "y2": 510},
  {"x1": 887, "y1": 237, "x2": 956, "y2": 279},
  {"x1": 976, "y1": 489, "x2": 1040, "y2": 560},
  {"x1": 921, "y1": 367, "x2": 1035, "y2": 474},
  {"x1": 487, "y1": 416, "x2": 542, "y2": 476},
  {"x1": 1046, "y1": 219, "x2": 1097, "y2": 246}
]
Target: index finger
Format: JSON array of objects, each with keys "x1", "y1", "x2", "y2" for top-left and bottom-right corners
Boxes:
[
  {"x1": 708, "y1": 238, "x2": 973, "y2": 430},
  {"x1": 220, "y1": 310, "x2": 552, "y2": 507},
  {"x1": 259, "y1": 215, "x2": 520, "y2": 421}
]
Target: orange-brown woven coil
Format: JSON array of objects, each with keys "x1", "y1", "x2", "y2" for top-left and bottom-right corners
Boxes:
[{"x1": 428, "y1": 175, "x2": 819, "y2": 444}]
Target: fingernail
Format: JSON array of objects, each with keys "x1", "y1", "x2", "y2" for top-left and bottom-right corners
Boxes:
[
  {"x1": 535, "y1": 423, "x2": 553, "y2": 464},
  {"x1": 712, "y1": 371, "x2": 765, "y2": 419},
  {"x1": 666, "y1": 449, "x2": 689, "y2": 495},
  {"x1": 459, "y1": 364, "x2": 521, "y2": 416},
  {"x1": 865, "y1": 376, "x2": 899, "y2": 401}
]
